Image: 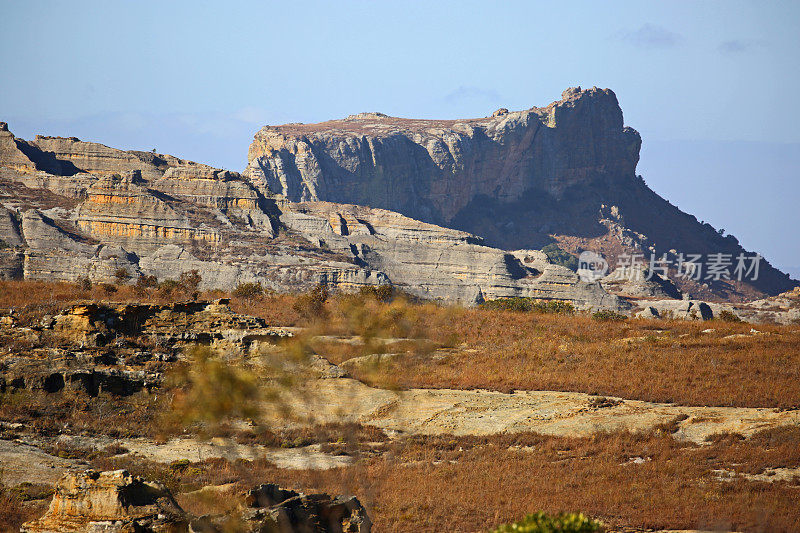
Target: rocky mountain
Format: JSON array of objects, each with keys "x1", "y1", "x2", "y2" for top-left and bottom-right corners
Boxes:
[
  {"x1": 1, "y1": 86, "x2": 796, "y2": 312},
  {"x1": 0, "y1": 121, "x2": 621, "y2": 309},
  {"x1": 245, "y1": 87, "x2": 797, "y2": 301}
]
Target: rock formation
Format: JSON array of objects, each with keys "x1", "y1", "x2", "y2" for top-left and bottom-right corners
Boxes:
[
  {"x1": 1, "y1": 86, "x2": 796, "y2": 309},
  {"x1": 21, "y1": 470, "x2": 372, "y2": 533},
  {"x1": 0, "y1": 121, "x2": 627, "y2": 308},
  {"x1": 21, "y1": 469, "x2": 188, "y2": 532},
  {"x1": 245, "y1": 87, "x2": 641, "y2": 224},
  {"x1": 244, "y1": 87, "x2": 796, "y2": 300}
]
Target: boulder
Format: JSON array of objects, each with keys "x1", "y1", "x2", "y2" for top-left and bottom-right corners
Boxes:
[
  {"x1": 21, "y1": 469, "x2": 189, "y2": 533},
  {"x1": 240, "y1": 483, "x2": 371, "y2": 533}
]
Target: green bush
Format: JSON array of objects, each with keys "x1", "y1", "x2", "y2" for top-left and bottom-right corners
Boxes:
[
  {"x1": 592, "y1": 310, "x2": 628, "y2": 321},
  {"x1": 542, "y1": 243, "x2": 579, "y2": 271},
  {"x1": 482, "y1": 298, "x2": 575, "y2": 314},
  {"x1": 490, "y1": 511, "x2": 603, "y2": 533}
]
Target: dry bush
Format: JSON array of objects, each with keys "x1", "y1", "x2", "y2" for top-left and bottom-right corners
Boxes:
[{"x1": 164, "y1": 346, "x2": 263, "y2": 437}]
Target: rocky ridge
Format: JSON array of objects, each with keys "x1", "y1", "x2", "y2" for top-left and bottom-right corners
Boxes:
[
  {"x1": 0, "y1": 120, "x2": 626, "y2": 309},
  {"x1": 244, "y1": 88, "x2": 797, "y2": 301}
]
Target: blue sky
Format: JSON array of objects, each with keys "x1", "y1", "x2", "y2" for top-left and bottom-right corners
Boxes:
[{"x1": 1, "y1": 1, "x2": 798, "y2": 274}]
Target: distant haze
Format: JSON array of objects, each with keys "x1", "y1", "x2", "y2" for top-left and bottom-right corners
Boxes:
[{"x1": 1, "y1": 0, "x2": 798, "y2": 273}]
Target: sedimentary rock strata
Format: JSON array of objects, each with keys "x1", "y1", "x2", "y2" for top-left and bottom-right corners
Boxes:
[
  {"x1": 1, "y1": 86, "x2": 795, "y2": 308},
  {"x1": 244, "y1": 87, "x2": 796, "y2": 300}
]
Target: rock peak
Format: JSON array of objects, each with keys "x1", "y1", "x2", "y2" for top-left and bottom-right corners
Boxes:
[{"x1": 346, "y1": 112, "x2": 389, "y2": 120}]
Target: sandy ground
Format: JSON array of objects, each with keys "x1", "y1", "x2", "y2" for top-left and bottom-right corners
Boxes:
[
  {"x1": 0, "y1": 439, "x2": 81, "y2": 486},
  {"x1": 267, "y1": 377, "x2": 800, "y2": 444}
]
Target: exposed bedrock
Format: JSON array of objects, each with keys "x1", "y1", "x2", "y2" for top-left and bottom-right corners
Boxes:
[
  {"x1": 244, "y1": 87, "x2": 796, "y2": 298},
  {"x1": 245, "y1": 87, "x2": 640, "y2": 225}
]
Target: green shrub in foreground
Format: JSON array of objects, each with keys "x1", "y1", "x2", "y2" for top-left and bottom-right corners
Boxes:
[{"x1": 490, "y1": 511, "x2": 603, "y2": 533}]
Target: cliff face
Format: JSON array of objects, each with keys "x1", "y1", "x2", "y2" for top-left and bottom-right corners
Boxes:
[
  {"x1": 1, "y1": 85, "x2": 795, "y2": 307},
  {"x1": 245, "y1": 87, "x2": 641, "y2": 224},
  {"x1": 0, "y1": 122, "x2": 626, "y2": 308},
  {"x1": 244, "y1": 88, "x2": 795, "y2": 299}
]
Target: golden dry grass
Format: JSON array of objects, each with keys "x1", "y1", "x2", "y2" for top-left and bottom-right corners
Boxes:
[
  {"x1": 3, "y1": 280, "x2": 799, "y2": 408},
  {"x1": 315, "y1": 302, "x2": 800, "y2": 408},
  {"x1": 87, "y1": 427, "x2": 800, "y2": 532}
]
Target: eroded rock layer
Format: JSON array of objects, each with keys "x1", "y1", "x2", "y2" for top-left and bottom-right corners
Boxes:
[
  {"x1": 244, "y1": 88, "x2": 796, "y2": 300},
  {"x1": 0, "y1": 119, "x2": 625, "y2": 307}
]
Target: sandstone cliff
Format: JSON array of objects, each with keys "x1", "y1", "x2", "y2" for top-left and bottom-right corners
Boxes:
[
  {"x1": 2, "y1": 85, "x2": 794, "y2": 309},
  {"x1": 245, "y1": 87, "x2": 641, "y2": 224},
  {"x1": 0, "y1": 122, "x2": 624, "y2": 307},
  {"x1": 244, "y1": 87, "x2": 796, "y2": 300}
]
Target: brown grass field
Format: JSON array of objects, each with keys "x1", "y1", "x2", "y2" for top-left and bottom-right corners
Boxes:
[{"x1": 1, "y1": 280, "x2": 800, "y2": 531}]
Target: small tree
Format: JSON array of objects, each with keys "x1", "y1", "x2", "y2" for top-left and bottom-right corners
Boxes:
[
  {"x1": 179, "y1": 270, "x2": 202, "y2": 294},
  {"x1": 233, "y1": 282, "x2": 264, "y2": 300}
]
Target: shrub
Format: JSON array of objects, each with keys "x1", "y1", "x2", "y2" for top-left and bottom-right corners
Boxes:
[
  {"x1": 490, "y1": 511, "x2": 604, "y2": 533},
  {"x1": 718, "y1": 310, "x2": 742, "y2": 323},
  {"x1": 134, "y1": 274, "x2": 158, "y2": 295},
  {"x1": 293, "y1": 284, "x2": 329, "y2": 319},
  {"x1": 592, "y1": 310, "x2": 628, "y2": 321},
  {"x1": 482, "y1": 298, "x2": 575, "y2": 315},
  {"x1": 114, "y1": 268, "x2": 130, "y2": 284},
  {"x1": 179, "y1": 270, "x2": 202, "y2": 293},
  {"x1": 100, "y1": 283, "x2": 118, "y2": 294},
  {"x1": 76, "y1": 276, "x2": 92, "y2": 291},
  {"x1": 233, "y1": 282, "x2": 264, "y2": 300},
  {"x1": 359, "y1": 284, "x2": 394, "y2": 302},
  {"x1": 482, "y1": 297, "x2": 534, "y2": 312},
  {"x1": 137, "y1": 274, "x2": 158, "y2": 288},
  {"x1": 158, "y1": 279, "x2": 181, "y2": 298},
  {"x1": 542, "y1": 243, "x2": 579, "y2": 271}
]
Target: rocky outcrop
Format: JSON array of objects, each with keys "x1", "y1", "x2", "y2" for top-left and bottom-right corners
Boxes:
[
  {"x1": 21, "y1": 469, "x2": 188, "y2": 533},
  {"x1": 601, "y1": 268, "x2": 682, "y2": 300},
  {"x1": 245, "y1": 87, "x2": 640, "y2": 224},
  {"x1": 278, "y1": 200, "x2": 625, "y2": 307},
  {"x1": 0, "y1": 300, "x2": 287, "y2": 398},
  {"x1": 244, "y1": 87, "x2": 797, "y2": 300},
  {"x1": 21, "y1": 470, "x2": 372, "y2": 533},
  {"x1": 239, "y1": 483, "x2": 371, "y2": 533}
]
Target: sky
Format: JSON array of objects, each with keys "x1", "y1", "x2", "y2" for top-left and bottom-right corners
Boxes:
[{"x1": 1, "y1": 0, "x2": 798, "y2": 274}]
